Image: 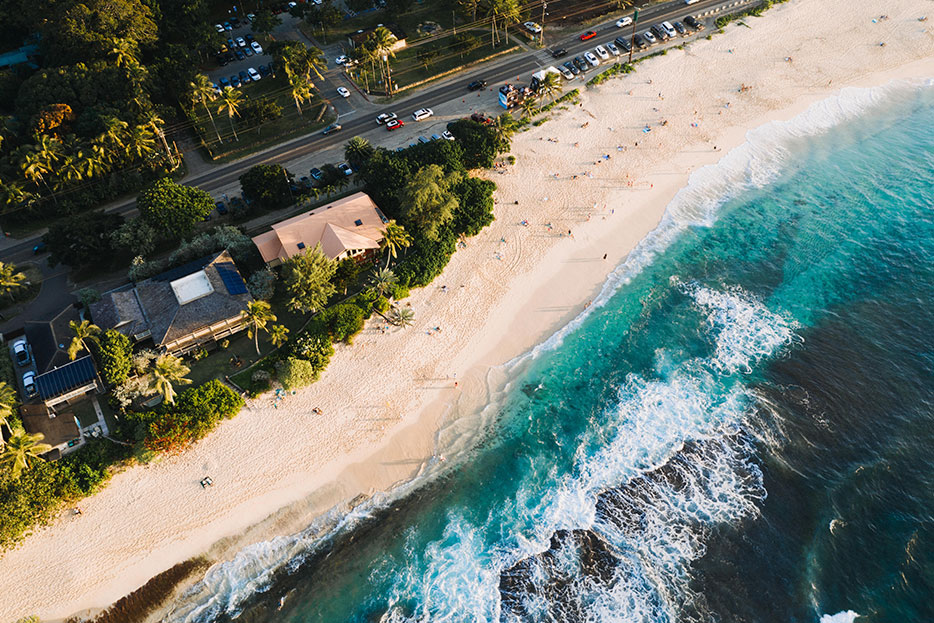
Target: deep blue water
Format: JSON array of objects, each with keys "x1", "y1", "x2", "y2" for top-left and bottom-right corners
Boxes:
[{"x1": 167, "y1": 81, "x2": 934, "y2": 623}]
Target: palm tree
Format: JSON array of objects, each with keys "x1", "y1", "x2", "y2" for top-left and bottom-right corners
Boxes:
[
  {"x1": 125, "y1": 124, "x2": 158, "y2": 161},
  {"x1": 218, "y1": 88, "x2": 245, "y2": 141},
  {"x1": 0, "y1": 381, "x2": 17, "y2": 436},
  {"x1": 67, "y1": 320, "x2": 101, "y2": 361},
  {"x1": 269, "y1": 324, "x2": 290, "y2": 348},
  {"x1": 368, "y1": 268, "x2": 397, "y2": 298},
  {"x1": 0, "y1": 179, "x2": 34, "y2": 209},
  {"x1": 538, "y1": 72, "x2": 562, "y2": 110},
  {"x1": 368, "y1": 26, "x2": 398, "y2": 95},
  {"x1": 189, "y1": 74, "x2": 223, "y2": 145},
  {"x1": 147, "y1": 353, "x2": 192, "y2": 405},
  {"x1": 0, "y1": 262, "x2": 27, "y2": 300},
  {"x1": 0, "y1": 431, "x2": 52, "y2": 478},
  {"x1": 352, "y1": 42, "x2": 376, "y2": 92},
  {"x1": 110, "y1": 38, "x2": 139, "y2": 69},
  {"x1": 344, "y1": 136, "x2": 374, "y2": 170},
  {"x1": 289, "y1": 74, "x2": 314, "y2": 115},
  {"x1": 493, "y1": 112, "x2": 519, "y2": 150},
  {"x1": 97, "y1": 115, "x2": 130, "y2": 161},
  {"x1": 139, "y1": 111, "x2": 176, "y2": 167},
  {"x1": 379, "y1": 220, "x2": 412, "y2": 269},
  {"x1": 388, "y1": 306, "x2": 414, "y2": 328},
  {"x1": 241, "y1": 300, "x2": 277, "y2": 354},
  {"x1": 520, "y1": 96, "x2": 536, "y2": 121}
]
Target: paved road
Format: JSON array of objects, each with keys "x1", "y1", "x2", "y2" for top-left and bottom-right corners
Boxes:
[{"x1": 0, "y1": 0, "x2": 746, "y2": 265}]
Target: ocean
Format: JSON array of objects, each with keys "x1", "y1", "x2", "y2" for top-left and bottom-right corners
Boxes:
[{"x1": 164, "y1": 80, "x2": 934, "y2": 623}]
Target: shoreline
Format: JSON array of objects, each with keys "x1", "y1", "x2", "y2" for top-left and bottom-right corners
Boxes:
[{"x1": 5, "y1": 1, "x2": 934, "y2": 620}]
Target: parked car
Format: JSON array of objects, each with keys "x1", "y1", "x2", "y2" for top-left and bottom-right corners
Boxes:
[
  {"x1": 246, "y1": 12, "x2": 255, "y2": 22},
  {"x1": 573, "y1": 56, "x2": 589, "y2": 73},
  {"x1": 412, "y1": 108, "x2": 433, "y2": 121},
  {"x1": 616, "y1": 16, "x2": 632, "y2": 28},
  {"x1": 239, "y1": 70, "x2": 250, "y2": 84},
  {"x1": 251, "y1": 41, "x2": 263, "y2": 54},
  {"x1": 12, "y1": 340, "x2": 30, "y2": 367},
  {"x1": 223, "y1": 21, "x2": 233, "y2": 31},
  {"x1": 310, "y1": 167, "x2": 323, "y2": 180},
  {"x1": 321, "y1": 123, "x2": 342, "y2": 135},
  {"x1": 417, "y1": 136, "x2": 430, "y2": 144},
  {"x1": 234, "y1": 49, "x2": 245, "y2": 60},
  {"x1": 215, "y1": 201, "x2": 228, "y2": 215},
  {"x1": 386, "y1": 119, "x2": 404, "y2": 130},
  {"x1": 245, "y1": 33, "x2": 254, "y2": 42},
  {"x1": 642, "y1": 30, "x2": 657, "y2": 45},
  {"x1": 467, "y1": 79, "x2": 487, "y2": 91},
  {"x1": 650, "y1": 25, "x2": 668, "y2": 41},
  {"x1": 338, "y1": 163, "x2": 353, "y2": 176},
  {"x1": 376, "y1": 112, "x2": 398, "y2": 124},
  {"x1": 334, "y1": 54, "x2": 349, "y2": 65},
  {"x1": 258, "y1": 64, "x2": 271, "y2": 77},
  {"x1": 216, "y1": 54, "x2": 229, "y2": 66},
  {"x1": 431, "y1": 133, "x2": 442, "y2": 141},
  {"x1": 22, "y1": 371, "x2": 37, "y2": 399},
  {"x1": 244, "y1": 46, "x2": 254, "y2": 57},
  {"x1": 684, "y1": 15, "x2": 703, "y2": 29},
  {"x1": 580, "y1": 30, "x2": 597, "y2": 41},
  {"x1": 633, "y1": 33, "x2": 647, "y2": 48},
  {"x1": 551, "y1": 48, "x2": 568, "y2": 58},
  {"x1": 606, "y1": 42, "x2": 620, "y2": 56},
  {"x1": 594, "y1": 45, "x2": 610, "y2": 61},
  {"x1": 584, "y1": 51, "x2": 600, "y2": 67},
  {"x1": 523, "y1": 21, "x2": 542, "y2": 34},
  {"x1": 563, "y1": 60, "x2": 580, "y2": 75},
  {"x1": 230, "y1": 74, "x2": 241, "y2": 87},
  {"x1": 674, "y1": 21, "x2": 687, "y2": 35},
  {"x1": 441, "y1": 130, "x2": 455, "y2": 140},
  {"x1": 219, "y1": 76, "x2": 231, "y2": 89},
  {"x1": 685, "y1": 0, "x2": 699, "y2": 4},
  {"x1": 662, "y1": 21, "x2": 678, "y2": 38},
  {"x1": 230, "y1": 17, "x2": 241, "y2": 28},
  {"x1": 215, "y1": 23, "x2": 225, "y2": 33},
  {"x1": 558, "y1": 65, "x2": 574, "y2": 80},
  {"x1": 337, "y1": 86, "x2": 351, "y2": 98},
  {"x1": 236, "y1": 36, "x2": 247, "y2": 47},
  {"x1": 248, "y1": 67, "x2": 261, "y2": 81}
]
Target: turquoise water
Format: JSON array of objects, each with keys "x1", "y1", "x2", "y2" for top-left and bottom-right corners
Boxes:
[{"x1": 168, "y1": 81, "x2": 934, "y2": 623}]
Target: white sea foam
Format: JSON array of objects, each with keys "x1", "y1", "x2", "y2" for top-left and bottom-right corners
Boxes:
[
  {"x1": 513, "y1": 79, "x2": 912, "y2": 368},
  {"x1": 819, "y1": 611, "x2": 861, "y2": 623}
]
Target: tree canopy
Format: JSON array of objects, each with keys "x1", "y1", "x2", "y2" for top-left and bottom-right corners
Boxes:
[
  {"x1": 282, "y1": 244, "x2": 337, "y2": 313},
  {"x1": 239, "y1": 164, "x2": 293, "y2": 210},
  {"x1": 397, "y1": 164, "x2": 460, "y2": 241},
  {"x1": 43, "y1": 210, "x2": 124, "y2": 267},
  {"x1": 137, "y1": 178, "x2": 214, "y2": 237}
]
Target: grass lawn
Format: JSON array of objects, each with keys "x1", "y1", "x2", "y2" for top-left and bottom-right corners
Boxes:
[
  {"x1": 384, "y1": 32, "x2": 517, "y2": 91},
  {"x1": 312, "y1": 1, "x2": 458, "y2": 45},
  {"x1": 72, "y1": 400, "x2": 101, "y2": 429},
  {"x1": 0, "y1": 262, "x2": 42, "y2": 314},
  {"x1": 191, "y1": 74, "x2": 335, "y2": 163}
]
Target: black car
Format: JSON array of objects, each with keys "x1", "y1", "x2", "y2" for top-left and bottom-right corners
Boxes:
[
  {"x1": 215, "y1": 201, "x2": 228, "y2": 215},
  {"x1": 234, "y1": 48, "x2": 245, "y2": 60},
  {"x1": 633, "y1": 33, "x2": 647, "y2": 49},
  {"x1": 310, "y1": 167, "x2": 323, "y2": 180},
  {"x1": 230, "y1": 17, "x2": 241, "y2": 28},
  {"x1": 551, "y1": 48, "x2": 568, "y2": 58},
  {"x1": 467, "y1": 79, "x2": 488, "y2": 91},
  {"x1": 573, "y1": 56, "x2": 589, "y2": 73},
  {"x1": 684, "y1": 15, "x2": 703, "y2": 30},
  {"x1": 258, "y1": 64, "x2": 271, "y2": 77},
  {"x1": 651, "y1": 24, "x2": 669, "y2": 41},
  {"x1": 673, "y1": 21, "x2": 687, "y2": 35},
  {"x1": 216, "y1": 54, "x2": 229, "y2": 66},
  {"x1": 245, "y1": 33, "x2": 254, "y2": 42},
  {"x1": 615, "y1": 36, "x2": 632, "y2": 52},
  {"x1": 239, "y1": 69, "x2": 250, "y2": 84},
  {"x1": 563, "y1": 60, "x2": 580, "y2": 75}
]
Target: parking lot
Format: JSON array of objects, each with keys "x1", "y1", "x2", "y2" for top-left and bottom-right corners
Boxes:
[{"x1": 207, "y1": 19, "x2": 274, "y2": 90}]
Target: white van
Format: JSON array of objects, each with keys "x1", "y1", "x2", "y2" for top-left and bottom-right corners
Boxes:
[
  {"x1": 412, "y1": 108, "x2": 433, "y2": 121},
  {"x1": 661, "y1": 21, "x2": 678, "y2": 38}
]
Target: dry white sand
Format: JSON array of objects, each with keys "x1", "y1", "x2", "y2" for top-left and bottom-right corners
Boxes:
[{"x1": 4, "y1": 0, "x2": 934, "y2": 620}]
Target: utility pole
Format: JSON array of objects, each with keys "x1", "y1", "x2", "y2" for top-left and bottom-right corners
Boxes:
[
  {"x1": 628, "y1": 8, "x2": 639, "y2": 65},
  {"x1": 541, "y1": 2, "x2": 547, "y2": 47}
]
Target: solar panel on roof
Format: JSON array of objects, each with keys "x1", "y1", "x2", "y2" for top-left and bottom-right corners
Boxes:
[
  {"x1": 215, "y1": 262, "x2": 248, "y2": 295},
  {"x1": 36, "y1": 356, "x2": 97, "y2": 400}
]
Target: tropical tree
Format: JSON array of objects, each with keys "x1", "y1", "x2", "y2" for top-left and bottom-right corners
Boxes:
[
  {"x1": 241, "y1": 300, "x2": 277, "y2": 354},
  {"x1": 269, "y1": 324, "x2": 290, "y2": 348},
  {"x1": 137, "y1": 177, "x2": 214, "y2": 237},
  {"x1": 68, "y1": 320, "x2": 101, "y2": 361},
  {"x1": 520, "y1": 96, "x2": 536, "y2": 121},
  {"x1": 0, "y1": 262, "x2": 27, "y2": 299},
  {"x1": 305, "y1": 45, "x2": 327, "y2": 81},
  {"x1": 368, "y1": 268, "x2": 397, "y2": 298},
  {"x1": 0, "y1": 431, "x2": 52, "y2": 478},
  {"x1": 282, "y1": 244, "x2": 337, "y2": 313},
  {"x1": 125, "y1": 124, "x2": 158, "y2": 161},
  {"x1": 537, "y1": 72, "x2": 562, "y2": 109},
  {"x1": 368, "y1": 26, "x2": 398, "y2": 94},
  {"x1": 109, "y1": 37, "x2": 140, "y2": 69},
  {"x1": 146, "y1": 353, "x2": 192, "y2": 405},
  {"x1": 289, "y1": 74, "x2": 314, "y2": 115},
  {"x1": 139, "y1": 111, "x2": 176, "y2": 167},
  {"x1": 493, "y1": 112, "x2": 519, "y2": 151},
  {"x1": 397, "y1": 164, "x2": 460, "y2": 241},
  {"x1": 0, "y1": 381, "x2": 17, "y2": 435},
  {"x1": 344, "y1": 136, "x2": 374, "y2": 171},
  {"x1": 190, "y1": 74, "x2": 223, "y2": 144},
  {"x1": 388, "y1": 306, "x2": 414, "y2": 328},
  {"x1": 97, "y1": 115, "x2": 130, "y2": 161},
  {"x1": 218, "y1": 88, "x2": 245, "y2": 141},
  {"x1": 379, "y1": 220, "x2": 412, "y2": 268}
]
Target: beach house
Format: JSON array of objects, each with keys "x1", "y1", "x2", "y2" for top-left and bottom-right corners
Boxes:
[
  {"x1": 20, "y1": 403, "x2": 83, "y2": 460},
  {"x1": 347, "y1": 23, "x2": 407, "y2": 53},
  {"x1": 91, "y1": 250, "x2": 253, "y2": 355},
  {"x1": 252, "y1": 191, "x2": 389, "y2": 266}
]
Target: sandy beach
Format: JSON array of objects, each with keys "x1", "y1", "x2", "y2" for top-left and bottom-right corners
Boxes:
[{"x1": 4, "y1": 0, "x2": 934, "y2": 620}]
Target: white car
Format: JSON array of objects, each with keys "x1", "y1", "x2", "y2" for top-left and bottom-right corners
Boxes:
[
  {"x1": 376, "y1": 112, "x2": 398, "y2": 124},
  {"x1": 335, "y1": 54, "x2": 349, "y2": 66},
  {"x1": 236, "y1": 36, "x2": 247, "y2": 48},
  {"x1": 594, "y1": 45, "x2": 610, "y2": 61},
  {"x1": 643, "y1": 30, "x2": 657, "y2": 44},
  {"x1": 22, "y1": 371, "x2": 37, "y2": 399},
  {"x1": 616, "y1": 16, "x2": 632, "y2": 28},
  {"x1": 338, "y1": 163, "x2": 353, "y2": 176},
  {"x1": 661, "y1": 21, "x2": 678, "y2": 38},
  {"x1": 246, "y1": 12, "x2": 255, "y2": 22},
  {"x1": 214, "y1": 23, "x2": 225, "y2": 33},
  {"x1": 12, "y1": 339, "x2": 30, "y2": 367},
  {"x1": 685, "y1": 0, "x2": 699, "y2": 4},
  {"x1": 584, "y1": 51, "x2": 600, "y2": 67},
  {"x1": 606, "y1": 42, "x2": 620, "y2": 56},
  {"x1": 441, "y1": 130, "x2": 455, "y2": 141},
  {"x1": 523, "y1": 21, "x2": 542, "y2": 34},
  {"x1": 558, "y1": 65, "x2": 574, "y2": 80},
  {"x1": 337, "y1": 86, "x2": 350, "y2": 98},
  {"x1": 251, "y1": 41, "x2": 263, "y2": 55},
  {"x1": 412, "y1": 108, "x2": 433, "y2": 121},
  {"x1": 248, "y1": 67, "x2": 261, "y2": 81}
]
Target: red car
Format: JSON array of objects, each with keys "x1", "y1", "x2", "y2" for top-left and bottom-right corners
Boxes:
[
  {"x1": 386, "y1": 119, "x2": 404, "y2": 131},
  {"x1": 580, "y1": 30, "x2": 597, "y2": 41}
]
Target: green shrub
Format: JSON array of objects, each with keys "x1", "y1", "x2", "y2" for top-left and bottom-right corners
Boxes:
[
  {"x1": 275, "y1": 357, "x2": 319, "y2": 389},
  {"x1": 97, "y1": 330, "x2": 133, "y2": 386},
  {"x1": 290, "y1": 331, "x2": 334, "y2": 373},
  {"x1": 391, "y1": 283, "x2": 410, "y2": 301},
  {"x1": 453, "y1": 176, "x2": 496, "y2": 237},
  {"x1": 396, "y1": 228, "x2": 457, "y2": 288},
  {"x1": 373, "y1": 296, "x2": 390, "y2": 314},
  {"x1": 318, "y1": 303, "x2": 366, "y2": 344},
  {"x1": 139, "y1": 380, "x2": 244, "y2": 452}
]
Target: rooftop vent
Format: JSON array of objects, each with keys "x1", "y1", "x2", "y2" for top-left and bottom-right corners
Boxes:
[{"x1": 354, "y1": 219, "x2": 363, "y2": 226}]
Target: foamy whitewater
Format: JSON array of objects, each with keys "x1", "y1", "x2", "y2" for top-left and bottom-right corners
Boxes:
[{"x1": 164, "y1": 81, "x2": 934, "y2": 623}]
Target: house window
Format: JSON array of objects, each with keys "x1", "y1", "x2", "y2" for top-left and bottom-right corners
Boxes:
[
  {"x1": 354, "y1": 219, "x2": 363, "y2": 226},
  {"x1": 297, "y1": 242, "x2": 306, "y2": 250}
]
